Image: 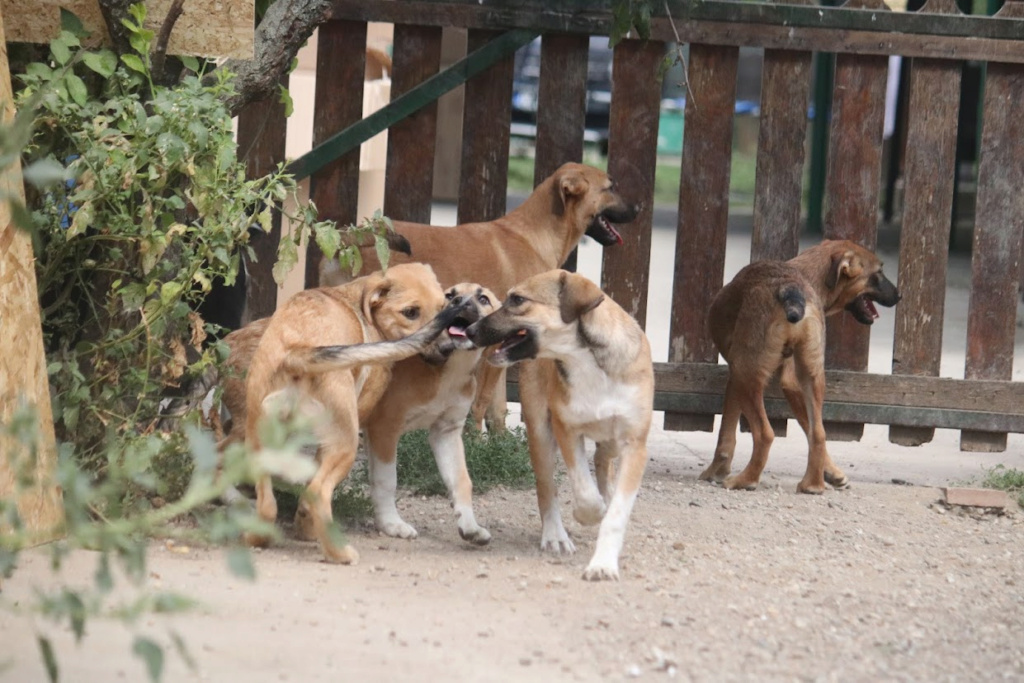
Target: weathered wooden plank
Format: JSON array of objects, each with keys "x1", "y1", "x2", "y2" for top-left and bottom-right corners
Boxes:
[
  {"x1": 330, "y1": 1, "x2": 1024, "y2": 64},
  {"x1": 822, "y1": 0, "x2": 891, "y2": 441},
  {"x1": 236, "y1": 74, "x2": 289, "y2": 323},
  {"x1": 457, "y1": 29, "x2": 515, "y2": 224},
  {"x1": 889, "y1": 0, "x2": 962, "y2": 447},
  {"x1": 961, "y1": 54, "x2": 1024, "y2": 452},
  {"x1": 0, "y1": 3, "x2": 64, "y2": 542},
  {"x1": 534, "y1": 32, "x2": 589, "y2": 272},
  {"x1": 306, "y1": 20, "x2": 366, "y2": 288},
  {"x1": 602, "y1": 38, "x2": 662, "y2": 327},
  {"x1": 5, "y1": 0, "x2": 254, "y2": 58},
  {"x1": 664, "y1": 43, "x2": 738, "y2": 433},
  {"x1": 507, "y1": 361, "x2": 1024, "y2": 434},
  {"x1": 383, "y1": 24, "x2": 443, "y2": 224}
]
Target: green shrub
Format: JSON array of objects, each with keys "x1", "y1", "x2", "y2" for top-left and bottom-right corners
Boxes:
[{"x1": 979, "y1": 465, "x2": 1024, "y2": 508}]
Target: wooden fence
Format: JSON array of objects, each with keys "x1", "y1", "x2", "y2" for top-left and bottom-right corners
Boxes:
[{"x1": 238, "y1": 0, "x2": 1024, "y2": 453}]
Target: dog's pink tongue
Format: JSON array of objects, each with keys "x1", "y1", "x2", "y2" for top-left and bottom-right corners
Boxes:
[{"x1": 448, "y1": 326, "x2": 467, "y2": 338}]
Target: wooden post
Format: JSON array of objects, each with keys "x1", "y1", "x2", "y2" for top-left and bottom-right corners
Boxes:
[{"x1": 0, "y1": 5, "x2": 64, "y2": 540}]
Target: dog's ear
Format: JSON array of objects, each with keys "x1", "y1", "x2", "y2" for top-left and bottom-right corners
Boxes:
[
  {"x1": 362, "y1": 273, "x2": 392, "y2": 321},
  {"x1": 826, "y1": 250, "x2": 863, "y2": 290},
  {"x1": 558, "y1": 169, "x2": 589, "y2": 209},
  {"x1": 558, "y1": 270, "x2": 605, "y2": 323}
]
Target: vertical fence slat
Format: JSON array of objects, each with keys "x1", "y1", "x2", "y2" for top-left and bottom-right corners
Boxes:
[
  {"x1": 236, "y1": 74, "x2": 289, "y2": 322},
  {"x1": 750, "y1": 44, "x2": 813, "y2": 437},
  {"x1": 534, "y1": 33, "x2": 589, "y2": 271},
  {"x1": 823, "y1": 3, "x2": 890, "y2": 441},
  {"x1": 457, "y1": 29, "x2": 515, "y2": 224},
  {"x1": 306, "y1": 21, "x2": 367, "y2": 288},
  {"x1": 384, "y1": 25, "x2": 442, "y2": 223},
  {"x1": 664, "y1": 44, "x2": 739, "y2": 433},
  {"x1": 602, "y1": 39, "x2": 663, "y2": 327},
  {"x1": 961, "y1": 58, "x2": 1024, "y2": 451},
  {"x1": 889, "y1": 0, "x2": 962, "y2": 447}
]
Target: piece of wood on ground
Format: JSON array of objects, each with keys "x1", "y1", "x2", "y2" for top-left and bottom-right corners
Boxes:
[{"x1": 942, "y1": 487, "x2": 1009, "y2": 509}]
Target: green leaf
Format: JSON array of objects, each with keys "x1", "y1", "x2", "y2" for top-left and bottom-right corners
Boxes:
[
  {"x1": 272, "y1": 238, "x2": 298, "y2": 285},
  {"x1": 66, "y1": 74, "x2": 88, "y2": 107},
  {"x1": 132, "y1": 636, "x2": 164, "y2": 683},
  {"x1": 169, "y1": 631, "x2": 197, "y2": 672},
  {"x1": 82, "y1": 50, "x2": 118, "y2": 78},
  {"x1": 375, "y1": 234, "x2": 391, "y2": 272},
  {"x1": 278, "y1": 85, "x2": 294, "y2": 118},
  {"x1": 121, "y1": 54, "x2": 147, "y2": 74},
  {"x1": 37, "y1": 635, "x2": 58, "y2": 683},
  {"x1": 128, "y1": 3, "x2": 147, "y2": 25},
  {"x1": 95, "y1": 553, "x2": 113, "y2": 593},
  {"x1": 313, "y1": 222, "x2": 342, "y2": 261},
  {"x1": 67, "y1": 201, "x2": 93, "y2": 239},
  {"x1": 226, "y1": 546, "x2": 256, "y2": 581},
  {"x1": 60, "y1": 9, "x2": 87, "y2": 37},
  {"x1": 180, "y1": 56, "x2": 200, "y2": 73},
  {"x1": 66, "y1": 591, "x2": 86, "y2": 642},
  {"x1": 159, "y1": 281, "x2": 183, "y2": 306},
  {"x1": 50, "y1": 37, "x2": 72, "y2": 66}
]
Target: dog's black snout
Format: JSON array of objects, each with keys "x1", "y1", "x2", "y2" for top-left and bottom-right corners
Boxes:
[
  {"x1": 449, "y1": 294, "x2": 466, "y2": 308},
  {"x1": 465, "y1": 321, "x2": 480, "y2": 340}
]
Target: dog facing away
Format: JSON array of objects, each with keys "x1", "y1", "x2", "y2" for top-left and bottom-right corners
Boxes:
[
  {"x1": 467, "y1": 270, "x2": 654, "y2": 581},
  {"x1": 320, "y1": 162, "x2": 639, "y2": 430},
  {"x1": 243, "y1": 263, "x2": 469, "y2": 564},
  {"x1": 699, "y1": 239, "x2": 900, "y2": 493},
  {"x1": 362, "y1": 283, "x2": 500, "y2": 546}
]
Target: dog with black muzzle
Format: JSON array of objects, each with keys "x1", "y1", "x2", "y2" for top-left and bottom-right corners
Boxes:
[
  {"x1": 699, "y1": 239, "x2": 901, "y2": 494},
  {"x1": 361, "y1": 283, "x2": 501, "y2": 547},
  {"x1": 467, "y1": 270, "x2": 654, "y2": 581}
]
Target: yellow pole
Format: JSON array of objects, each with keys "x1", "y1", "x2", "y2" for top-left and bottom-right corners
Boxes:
[{"x1": 0, "y1": 4, "x2": 65, "y2": 541}]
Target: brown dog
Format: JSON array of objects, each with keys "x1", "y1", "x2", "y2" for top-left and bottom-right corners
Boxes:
[
  {"x1": 362, "y1": 283, "x2": 500, "y2": 545},
  {"x1": 467, "y1": 270, "x2": 654, "y2": 580},
  {"x1": 699, "y1": 240, "x2": 900, "y2": 493},
  {"x1": 320, "y1": 162, "x2": 639, "y2": 430},
  {"x1": 243, "y1": 263, "x2": 467, "y2": 563}
]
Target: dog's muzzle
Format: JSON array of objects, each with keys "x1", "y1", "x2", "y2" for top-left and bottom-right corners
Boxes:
[{"x1": 585, "y1": 202, "x2": 640, "y2": 247}]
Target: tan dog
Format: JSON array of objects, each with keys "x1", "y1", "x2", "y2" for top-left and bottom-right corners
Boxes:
[
  {"x1": 243, "y1": 263, "x2": 467, "y2": 563},
  {"x1": 699, "y1": 240, "x2": 900, "y2": 493},
  {"x1": 467, "y1": 270, "x2": 654, "y2": 581},
  {"x1": 320, "y1": 162, "x2": 639, "y2": 430},
  {"x1": 363, "y1": 283, "x2": 500, "y2": 545}
]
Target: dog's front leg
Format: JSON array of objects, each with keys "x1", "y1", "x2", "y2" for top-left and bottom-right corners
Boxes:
[
  {"x1": 583, "y1": 438, "x2": 648, "y2": 581},
  {"x1": 428, "y1": 417, "x2": 491, "y2": 546},
  {"x1": 550, "y1": 420, "x2": 606, "y2": 526},
  {"x1": 364, "y1": 426, "x2": 419, "y2": 540}
]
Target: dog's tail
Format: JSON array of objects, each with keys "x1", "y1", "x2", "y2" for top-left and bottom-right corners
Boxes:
[
  {"x1": 777, "y1": 284, "x2": 806, "y2": 324},
  {"x1": 281, "y1": 300, "x2": 466, "y2": 375},
  {"x1": 338, "y1": 225, "x2": 411, "y2": 256}
]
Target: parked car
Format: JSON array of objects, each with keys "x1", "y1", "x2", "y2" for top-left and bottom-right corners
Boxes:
[{"x1": 510, "y1": 36, "x2": 614, "y2": 153}]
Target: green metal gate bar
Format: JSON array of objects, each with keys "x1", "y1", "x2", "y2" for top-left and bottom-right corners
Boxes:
[{"x1": 286, "y1": 28, "x2": 540, "y2": 181}]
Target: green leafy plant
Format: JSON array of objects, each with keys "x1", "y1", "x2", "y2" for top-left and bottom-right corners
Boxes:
[
  {"x1": 978, "y1": 465, "x2": 1024, "y2": 508},
  {"x1": 396, "y1": 424, "x2": 535, "y2": 497}
]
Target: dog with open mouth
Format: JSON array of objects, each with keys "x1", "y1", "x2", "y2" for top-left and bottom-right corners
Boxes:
[
  {"x1": 467, "y1": 270, "x2": 654, "y2": 581},
  {"x1": 699, "y1": 239, "x2": 901, "y2": 493},
  {"x1": 319, "y1": 162, "x2": 640, "y2": 433}
]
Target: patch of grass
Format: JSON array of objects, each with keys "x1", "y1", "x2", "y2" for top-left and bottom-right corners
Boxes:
[
  {"x1": 396, "y1": 424, "x2": 535, "y2": 496},
  {"x1": 273, "y1": 462, "x2": 374, "y2": 524},
  {"x1": 979, "y1": 465, "x2": 1024, "y2": 508}
]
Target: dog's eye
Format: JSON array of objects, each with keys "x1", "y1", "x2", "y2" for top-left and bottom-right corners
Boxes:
[
  {"x1": 445, "y1": 291, "x2": 455, "y2": 300},
  {"x1": 402, "y1": 306, "x2": 420, "y2": 320},
  {"x1": 478, "y1": 294, "x2": 491, "y2": 307},
  {"x1": 508, "y1": 294, "x2": 525, "y2": 307}
]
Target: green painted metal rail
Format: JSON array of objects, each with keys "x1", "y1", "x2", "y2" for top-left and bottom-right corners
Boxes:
[{"x1": 286, "y1": 28, "x2": 539, "y2": 182}]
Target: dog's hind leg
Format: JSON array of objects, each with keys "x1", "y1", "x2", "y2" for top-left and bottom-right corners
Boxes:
[
  {"x1": 723, "y1": 383, "x2": 774, "y2": 491},
  {"x1": 364, "y1": 424, "x2": 418, "y2": 540},
  {"x1": 791, "y1": 352, "x2": 831, "y2": 495},
  {"x1": 779, "y1": 362, "x2": 847, "y2": 491},
  {"x1": 429, "y1": 416, "x2": 491, "y2": 546},
  {"x1": 700, "y1": 375, "x2": 741, "y2": 483}
]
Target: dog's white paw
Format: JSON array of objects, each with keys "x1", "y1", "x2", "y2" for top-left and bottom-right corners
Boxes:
[
  {"x1": 540, "y1": 529, "x2": 576, "y2": 554},
  {"x1": 572, "y1": 498, "x2": 607, "y2": 526},
  {"x1": 582, "y1": 560, "x2": 620, "y2": 581},
  {"x1": 377, "y1": 518, "x2": 419, "y2": 540},
  {"x1": 458, "y1": 523, "x2": 492, "y2": 546}
]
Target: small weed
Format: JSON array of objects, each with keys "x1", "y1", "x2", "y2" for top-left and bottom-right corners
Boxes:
[
  {"x1": 397, "y1": 423, "x2": 535, "y2": 496},
  {"x1": 979, "y1": 465, "x2": 1024, "y2": 508}
]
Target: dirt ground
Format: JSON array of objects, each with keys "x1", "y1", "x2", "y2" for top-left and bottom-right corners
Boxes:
[{"x1": 2, "y1": 417, "x2": 1023, "y2": 683}]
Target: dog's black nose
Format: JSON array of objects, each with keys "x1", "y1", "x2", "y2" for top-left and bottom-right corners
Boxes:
[
  {"x1": 449, "y1": 294, "x2": 466, "y2": 308},
  {"x1": 465, "y1": 321, "x2": 479, "y2": 340}
]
